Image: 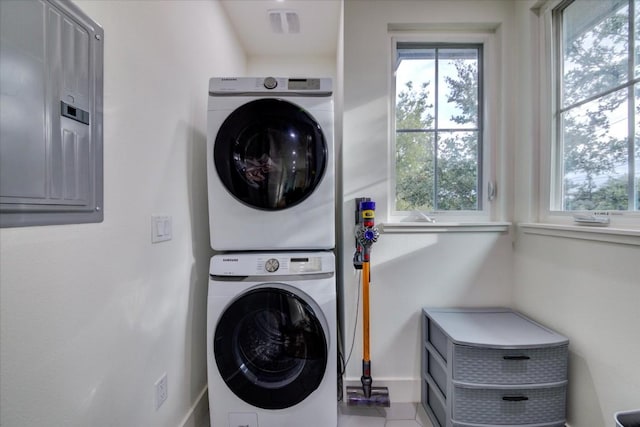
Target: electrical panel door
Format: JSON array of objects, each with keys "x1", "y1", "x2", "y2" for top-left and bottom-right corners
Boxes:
[{"x1": 0, "y1": 0, "x2": 103, "y2": 227}]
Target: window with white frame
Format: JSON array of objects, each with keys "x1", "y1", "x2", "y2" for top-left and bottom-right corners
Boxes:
[
  {"x1": 552, "y1": 0, "x2": 639, "y2": 213},
  {"x1": 392, "y1": 43, "x2": 484, "y2": 215}
]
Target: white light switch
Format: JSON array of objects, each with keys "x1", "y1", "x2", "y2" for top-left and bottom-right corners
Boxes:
[{"x1": 152, "y1": 215, "x2": 172, "y2": 243}]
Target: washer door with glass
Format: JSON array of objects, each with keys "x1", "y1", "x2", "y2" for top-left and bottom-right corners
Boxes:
[
  {"x1": 213, "y1": 286, "x2": 328, "y2": 410},
  {"x1": 214, "y1": 98, "x2": 327, "y2": 210}
]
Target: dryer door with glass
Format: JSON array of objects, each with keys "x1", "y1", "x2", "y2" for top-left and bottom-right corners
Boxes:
[
  {"x1": 214, "y1": 99, "x2": 327, "y2": 211},
  {"x1": 213, "y1": 286, "x2": 328, "y2": 410}
]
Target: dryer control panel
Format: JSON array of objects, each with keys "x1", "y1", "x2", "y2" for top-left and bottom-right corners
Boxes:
[
  {"x1": 208, "y1": 77, "x2": 332, "y2": 96},
  {"x1": 210, "y1": 252, "x2": 335, "y2": 276}
]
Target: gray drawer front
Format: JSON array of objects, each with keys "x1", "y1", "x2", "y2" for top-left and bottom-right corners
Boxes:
[
  {"x1": 453, "y1": 384, "x2": 567, "y2": 425},
  {"x1": 423, "y1": 378, "x2": 447, "y2": 427},
  {"x1": 453, "y1": 422, "x2": 566, "y2": 427},
  {"x1": 454, "y1": 344, "x2": 568, "y2": 384},
  {"x1": 428, "y1": 318, "x2": 449, "y2": 362},
  {"x1": 427, "y1": 350, "x2": 447, "y2": 397}
]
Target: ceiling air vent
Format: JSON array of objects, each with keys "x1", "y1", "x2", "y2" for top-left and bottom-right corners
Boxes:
[{"x1": 268, "y1": 9, "x2": 300, "y2": 34}]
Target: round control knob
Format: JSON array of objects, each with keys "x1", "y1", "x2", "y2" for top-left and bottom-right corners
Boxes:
[
  {"x1": 265, "y1": 258, "x2": 280, "y2": 272},
  {"x1": 263, "y1": 77, "x2": 278, "y2": 90}
]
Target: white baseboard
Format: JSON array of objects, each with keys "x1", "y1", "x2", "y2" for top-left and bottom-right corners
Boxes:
[
  {"x1": 178, "y1": 386, "x2": 209, "y2": 427},
  {"x1": 343, "y1": 377, "x2": 420, "y2": 403}
]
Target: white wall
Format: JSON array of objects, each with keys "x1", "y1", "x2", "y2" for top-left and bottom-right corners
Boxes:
[
  {"x1": 513, "y1": 234, "x2": 640, "y2": 426},
  {"x1": 0, "y1": 2, "x2": 245, "y2": 426},
  {"x1": 512, "y1": 2, "x2": 640, "y2": 426},
  {"x1": 247, "y1": 55, "x2": 336, "y2": 80},
  {"x1": 342, "y1": 0, "x2": 516, "y2": 401}
]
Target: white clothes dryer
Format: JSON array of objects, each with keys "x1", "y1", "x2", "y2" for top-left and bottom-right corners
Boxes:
[
  {"x1": 207, "y1": 251, "x2": 337, "y2": 427},
  {"x1": 206, "y1": 77, "x2": 335, "y2": 251}
]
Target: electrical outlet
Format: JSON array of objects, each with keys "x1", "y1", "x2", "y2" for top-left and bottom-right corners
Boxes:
[{"x1": 155, "y1": 373, "x2": 168, "y2": 410}]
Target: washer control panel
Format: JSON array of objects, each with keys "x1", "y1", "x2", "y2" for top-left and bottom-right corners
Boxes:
[
  {"x1": 210, "y1": 252, "x2": 334, "y2": 276},
  {"x1": 257, "y1": 256, "x2": 323, "y2": 274}
]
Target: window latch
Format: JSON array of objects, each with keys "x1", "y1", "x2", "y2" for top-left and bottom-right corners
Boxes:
[{"x1": 488, "y1": 181, "x2": 497, "y2": 201}]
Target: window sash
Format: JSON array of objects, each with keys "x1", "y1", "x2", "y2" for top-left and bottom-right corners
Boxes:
[
  {"x1": 553, "y1": 0, "x2": 639, "y2": 212},
  {"x1": 393, "y1": 43, "x2": 484, "y2": 213}
]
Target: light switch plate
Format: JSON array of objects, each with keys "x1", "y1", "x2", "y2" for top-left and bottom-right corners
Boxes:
[{"x1": 151, "y1": 215, "x2": 172, "y2": 243}]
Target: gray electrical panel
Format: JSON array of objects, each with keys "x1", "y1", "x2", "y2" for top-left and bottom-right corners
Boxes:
[{"x1": 0, "y1": 0, "x2": 103, "y2": 227}]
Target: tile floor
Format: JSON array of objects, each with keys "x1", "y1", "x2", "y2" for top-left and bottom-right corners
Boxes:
[
  {"x1": 200, "y1": 402, "x2": 435, "y2": 427},
  {"x1": 338, "y1": 402, "x2": 434, "y2": 427}
]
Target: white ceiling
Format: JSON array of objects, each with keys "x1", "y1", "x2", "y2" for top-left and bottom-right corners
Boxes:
[{"x1": 220, "y1": 0, "x2": 341, "y2": 57}]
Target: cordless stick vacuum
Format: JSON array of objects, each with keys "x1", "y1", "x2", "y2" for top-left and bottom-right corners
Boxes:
[{"x1": 347, "y1": 199, "x2": 390, "y2": 407}]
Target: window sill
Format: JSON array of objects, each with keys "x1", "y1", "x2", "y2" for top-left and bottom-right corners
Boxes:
[
  {"x1": 379, "y1": 221, "x2": 511, "y2": 234},
  {"x1": 519, "y1": 223, "x2": 640, "y2": 246}
]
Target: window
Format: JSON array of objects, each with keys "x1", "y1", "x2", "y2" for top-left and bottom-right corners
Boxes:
[
  {"x1": 552, "y1": 0, "x2": 639, "y2": 213},
  {"x1": 393, "y1": 43, "x2": 484, "y2": 215}
]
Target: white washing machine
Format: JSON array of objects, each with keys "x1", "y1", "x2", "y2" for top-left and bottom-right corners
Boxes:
[
  {"x1": 207, "y1": 251, "x2": 337, "y2": 427},
  {"x1": 206, "y1": 77, "x2": 335, "y2": 251}
]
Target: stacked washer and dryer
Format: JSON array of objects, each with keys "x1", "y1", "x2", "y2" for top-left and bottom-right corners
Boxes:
[{"x1": 205, "y1": 77, "x2": 337, "y2": 427}]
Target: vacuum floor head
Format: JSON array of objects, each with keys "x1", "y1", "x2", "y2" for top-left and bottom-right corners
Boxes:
[{"x1": 346, "y1": 386, "x2": 390, "y2": 407}]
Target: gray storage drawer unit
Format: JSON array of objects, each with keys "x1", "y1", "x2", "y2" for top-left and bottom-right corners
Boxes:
[{"x1": 421, "y1": 308, "x2": 569, "y2": 427}]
